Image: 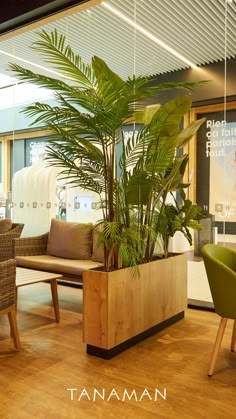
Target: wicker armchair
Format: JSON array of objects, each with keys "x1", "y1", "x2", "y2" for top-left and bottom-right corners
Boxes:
[
  {"x1": 14, "y1": 232, "x2": 48, "y2": 257},
  {"x1": 0, "y1": 259, "x2": 20, "y2": 349},
  {"x1": 0, "y1": 223, "x2": 24, "y2": 262}
]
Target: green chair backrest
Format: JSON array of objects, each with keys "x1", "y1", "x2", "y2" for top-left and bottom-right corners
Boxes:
[{"x1": 202, "y1": 244, "x2": 236, "y2": 319}]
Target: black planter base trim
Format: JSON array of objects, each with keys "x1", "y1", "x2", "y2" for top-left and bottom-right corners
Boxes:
[
  {"x1": 86, "y1": 311, "x2": 184, "y2": 360},
  {"x1": 188, "y1": 303, "x2": 215, "y2": 313}
]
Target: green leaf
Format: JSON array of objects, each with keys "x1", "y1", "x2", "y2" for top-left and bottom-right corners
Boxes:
[
  {"x1": 178, "y1": 118, "x2": 206, "y2": 148},
  {"x1": 133, "y1": 104, "x2": 161, "y2": 124},
  {"x1": 92, "y1": 56, "x2": 125, "y2": 92},
  {"x1": 163, "y1": 155, "x2": 189, "y2": 192},
  {"x1": 126, "y1": 171, "x2": 154, "y2": 205},
  {"x1": 144, "y1": 96, "x2": 193, "y2": 174}
]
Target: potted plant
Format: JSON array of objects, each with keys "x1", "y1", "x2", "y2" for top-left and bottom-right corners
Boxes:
[
  {"x1": 158, "y1": 197, "x2": 203, "y2": 259},
  {"x1": 9, "y1": 30, "x2": 206, "y2": 358}
]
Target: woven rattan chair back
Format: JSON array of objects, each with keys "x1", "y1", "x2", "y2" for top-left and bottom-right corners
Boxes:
[{"x1": 0, "y1": 223, "x2": 24, "y2": 262}]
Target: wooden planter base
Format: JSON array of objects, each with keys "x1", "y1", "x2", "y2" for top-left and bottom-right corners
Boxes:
[
  {"x1": 83, "y1": 254, "x2": 187, "y2": 359},
  {"x1": 86, "y1": 311, "x2": 184, "y2": 359}
]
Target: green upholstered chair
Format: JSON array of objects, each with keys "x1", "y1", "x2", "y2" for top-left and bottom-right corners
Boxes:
[{"x1": 202, "y1": 244, "x2": 236, "y2": 376}]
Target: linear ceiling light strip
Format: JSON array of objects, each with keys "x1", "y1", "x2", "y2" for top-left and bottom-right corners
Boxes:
[
  {"x1": 102, "y1": 2, "x2": 197, "y2": 69},
  {"x1": 91, "y1": 6, "x2": 186, "y2": 73},
  {"x1": 0, "y1": 48, "x2": 73, "y2": 80},
  {"x1": 71, "y1": 9, "x2": 141, "y2": 54},
  {"x1": 68, "y1": 19, "x2": 141, "y2": 69},
  {"x1": 49, "y1": 19, "x2": 168, "y2": 77},
  {"x1": 4, "y1": 14, "x2": 135, "y2": 77},
  {"x1": 69, "y1": 8, "x2": 184, "y2": 72},
  {"x1": 119, "y1": 0, "x2": 205, "y2": 62},
  {"x1": 142, "y1": 0, "x2": 213, "y2": 63}
]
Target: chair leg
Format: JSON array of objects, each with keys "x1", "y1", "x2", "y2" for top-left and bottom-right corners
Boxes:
[
  {"x1": 8, "y1": 306, "x2": 21, "y2": 350},
  {"x1": 50, "y1": 279, "x2": 60, "y2": 323},
  {"x1": 208, "y1": 317, "x2": 227, "y2": 377},
  {"x1": 10, "y1": 288, "x2": 18, "y2": 338},
  {"x1": 231, "y1": 320, "x2": 236, "y2": 352}
]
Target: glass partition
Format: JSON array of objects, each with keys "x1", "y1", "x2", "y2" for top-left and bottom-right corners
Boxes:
[{"x1": 0, "y1": 0, "x2": 234, "y2": 302}]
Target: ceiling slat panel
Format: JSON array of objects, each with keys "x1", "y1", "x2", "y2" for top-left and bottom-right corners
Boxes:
[
  {"x1": 0, "y1": 0, "x2": 235, "y2": 81},
  {"x1": 141, "y1": 0, "x2": 221, "y2": 63}
]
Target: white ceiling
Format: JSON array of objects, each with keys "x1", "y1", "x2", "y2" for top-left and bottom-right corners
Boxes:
[{"x1": 0, "y1": 0, "x2": 235, "y2": 84}]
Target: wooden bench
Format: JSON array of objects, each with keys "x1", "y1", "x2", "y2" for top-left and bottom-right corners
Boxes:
[{"x1": 14, "y1": 219, "x2": 104, "y2": 285}]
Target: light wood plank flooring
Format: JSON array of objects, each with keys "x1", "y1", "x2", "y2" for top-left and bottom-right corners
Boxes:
[{"x1": 1, "y1": 283, "x2": 236, "y2": 419}]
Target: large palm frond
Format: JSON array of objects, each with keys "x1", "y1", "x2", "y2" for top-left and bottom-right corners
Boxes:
[
  {"x1": 33, "y1": 29, "x2": 96, "y2": 88},
  {"x1": 8, "y1": 63, "x2": 78, "y2": 94}
]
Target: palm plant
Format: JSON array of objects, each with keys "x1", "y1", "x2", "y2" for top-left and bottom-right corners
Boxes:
[{"x1": 9, "y1": 29, "x2": 206, "y2": 271}]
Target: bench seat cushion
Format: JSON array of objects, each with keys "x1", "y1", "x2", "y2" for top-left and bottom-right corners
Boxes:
[{"x1": 15, "y1": 255, "x2": 103, "y2": 276}]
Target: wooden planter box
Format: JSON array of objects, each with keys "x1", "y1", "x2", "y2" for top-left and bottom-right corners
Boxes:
[{"x1": 83, "y1": 253, "x2": 187, "y2": 359}]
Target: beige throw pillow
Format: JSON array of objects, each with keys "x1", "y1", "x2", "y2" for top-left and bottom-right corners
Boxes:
[
  {"x1": 0, "y1": 218, "x2": 12, "y2": 234},
  {"x1": 47, "y1": 219, "x2": 93, "y2": 260}
]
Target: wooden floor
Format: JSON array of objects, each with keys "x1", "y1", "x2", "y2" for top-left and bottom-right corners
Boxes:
[{"x1": 1, "y1": 283, "x2": 236, "y2": 419}]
